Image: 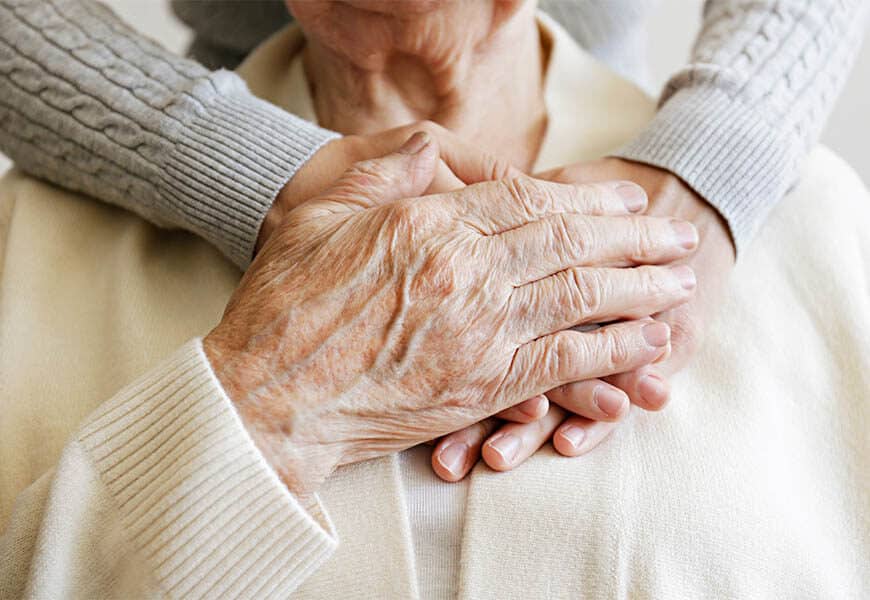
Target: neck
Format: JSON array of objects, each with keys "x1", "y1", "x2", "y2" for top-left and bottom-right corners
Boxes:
[{"x1": 300, "y1": 2, "x2": 547, "y2": 171}]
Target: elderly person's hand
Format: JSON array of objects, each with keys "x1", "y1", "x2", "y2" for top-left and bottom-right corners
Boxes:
[
  {"x1": 256, "y1": 121, "x2": 512, "y2": 251},
  {"x1": 259, "y1": 120, "x2": 553, "y2": 421},
  {"x1": 550, "y1": 158, "x2": 735, "y2": 408},
  {"x1": 430, "y1": 158, "x2": 732, "y2": 479},
  {"x1": 204, "y1": 133, "x2": 698, "y2": 496}
]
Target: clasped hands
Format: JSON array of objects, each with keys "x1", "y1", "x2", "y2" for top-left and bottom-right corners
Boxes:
[{"x1": 213, "y1": 122, "x2": 733, "y2": 496}]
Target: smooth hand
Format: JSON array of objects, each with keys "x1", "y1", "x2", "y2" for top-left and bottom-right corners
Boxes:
[
  {"x1": 205, "y1": 136, "x2": 697, "y2": 497},
  {"x1": 432, "y1": 157, "x2": 734, "y2": 480}
]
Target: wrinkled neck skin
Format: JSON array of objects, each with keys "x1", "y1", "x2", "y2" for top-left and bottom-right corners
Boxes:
[{"x1": 290, "y1": 0, "x2": 547, "y2": 171}]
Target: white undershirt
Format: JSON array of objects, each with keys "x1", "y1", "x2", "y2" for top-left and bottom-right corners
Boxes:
[
  {"x1": 266, "y1": 16, "x2": 589, "y2": 597},
  {"x1": 277, "y1": 53, "x2": 473, "y2": 595},
  {"x1": 399, "y1": 446, "x2": 469, "y2": 599}
]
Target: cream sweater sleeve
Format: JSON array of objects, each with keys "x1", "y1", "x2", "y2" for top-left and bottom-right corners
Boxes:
[{"x1": 0, "y1": 340, "x2": 337, "y2": 599}]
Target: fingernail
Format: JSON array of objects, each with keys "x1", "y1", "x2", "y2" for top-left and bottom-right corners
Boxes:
[
  {"x1": 488, "y1": 433, "x2": 521, "y2": 464},
  {"x1": 615, "y1": 182, "x2": 646, "y2": 213},
  {"x1": 561, "y1": 425, "x2": 585, "y2": 449},
  {"x1": 593, "y1": 385, "x2": 627, "y2": 417},
  {"x1": 670, "y1": 264, "x2": 696, "y2": 290},
  {"x1": 671, "y1": 220, "x2": 698, "y2": 250},
  {"x1": 399, "y1": 131, "x2": 430, "y2": 155},
  {"x1": 519, "y1": 395, "x2": 547, "y2": 418},
  {"x1": 638, "y1": 373, "x2": 668, "y2": 407},
  {"x1": 436, "y1": 442, "x2": 468, "y2": 476},
  {"x1": 642, "y1": 322, "x2": 670, "y2": 347}
]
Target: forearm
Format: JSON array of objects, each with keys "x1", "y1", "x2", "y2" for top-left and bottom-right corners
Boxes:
[
  {"x1": 0, "y1": 0, "x2": 337, "y2": 268},
  {"x1": 616, "y1": 0, "x2": 869, "y2": 253},
  {"x1": 0, "y1": 340, "x2": 336, "y2": 598}
]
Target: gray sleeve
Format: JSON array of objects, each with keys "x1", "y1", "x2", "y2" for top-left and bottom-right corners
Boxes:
[
  {"x1": 615, "y1": 0, "x2": 870, "y2": 254},
  {"x1": 0, "y1": 0, "x2": 338, "y2": 269},
  {"x1": 170, "y1": 0, "x2": 292, "y2": 70}
]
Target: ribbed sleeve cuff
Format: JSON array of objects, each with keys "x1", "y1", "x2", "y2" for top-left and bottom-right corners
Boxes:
[
  {"x1": 161, "y1": 71, "x2": 339, "y2": 269},
  {"x1": 77, "y1": 340, "x2": 338, "y2": 598},
  {"x1": 615, "y1": 86, "x2": 801, "y2": 256}
]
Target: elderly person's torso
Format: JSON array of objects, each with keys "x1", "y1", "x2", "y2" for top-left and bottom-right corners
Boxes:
[{"x1": 0, "y1": 8, "x2": 868, "y2": 600}]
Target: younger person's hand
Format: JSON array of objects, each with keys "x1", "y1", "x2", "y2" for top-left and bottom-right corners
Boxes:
[
  {"x1": 256, "y1": 121, "x2": 516, "y2": 252},
  {"x1": 209, "y1": 136, "x2": 695, "y2": 495}
]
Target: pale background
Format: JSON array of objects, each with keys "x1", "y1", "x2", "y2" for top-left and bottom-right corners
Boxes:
[{"x1": 1, "y1": 0, "x2": 867, "y2": 182}]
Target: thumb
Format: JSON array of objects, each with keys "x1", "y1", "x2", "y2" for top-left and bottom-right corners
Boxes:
[
  {"x1": 305, "y1": 131, "x2": 439, "y2": 216},
  {"x1": 437, "y1": 134, "x2": 522, "y2": 184}
]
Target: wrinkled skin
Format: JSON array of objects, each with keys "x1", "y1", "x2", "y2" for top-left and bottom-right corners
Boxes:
[
  {"x1": 431, "y1": 158, "x2": 735, "y2": 480},
  {"x1": 205, "y1": 135, "x2": 697, "y2": 496},
  {"x1": 262, "y1": 121, "x2": 567, "y2": 424},
  {"x1": 257, "y1": 120, "x2": 520, "y2": 250}
]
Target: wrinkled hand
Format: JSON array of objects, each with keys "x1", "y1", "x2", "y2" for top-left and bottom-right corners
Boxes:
[
  {"x1": 431, "y1": 157, "x2": 734, "y2": 481},
  {"x1": 205, "y1": 135, "x2": 696, "y2": 496},
  {"x1": 259, "y1": 121, "x2": 550, "y2": 423},
  {"x1": 539, "y1": 158, "x2": 735, "y2": 409},
  {"x1": 256, "y1": 120, "x2": 515, "y2": 252}
]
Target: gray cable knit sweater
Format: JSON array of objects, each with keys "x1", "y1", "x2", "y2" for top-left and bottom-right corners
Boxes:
[{"x1": 0, "y1": 0, "x2": 867, "y2": 268}]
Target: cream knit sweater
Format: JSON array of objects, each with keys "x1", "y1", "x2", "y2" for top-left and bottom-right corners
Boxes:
[{"x1": 1, "y1": 16, "x2": 868, "y2": 600}]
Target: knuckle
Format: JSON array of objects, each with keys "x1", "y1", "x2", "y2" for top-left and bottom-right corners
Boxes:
[
  {"x1": 578, "y1": 183, "x2": 606, "y2": 212},
  {"x1": 504, "y1": 175, "x2": 533, "y2": 206},
  {"x1": 604, "y1": 330, "x2": 632, "y2": 371},
  {"x1": 630, "y1": 216, "x2": 659, "y2": 261},
  {"x1": 549, "y1": 333, "x2": 584, "y2": 382},
  {"x1": 558, "y1": 181, "x2": 583, "y2": 213},
  {"x1": 569, "y1": 268, "x2": 603, "y2": 317},
  {"x1": 639, "y1": 266, "x2": 670, "y2": 299},
  {"x1": 503, "y1": 176, "x2": 550, "y2": 217},
  {"x1": 555, "y1": 215, "x2": 593, "y2": 262},
  {"x1": 550, "y1": 214, "x2": 574, "y2": 260}
]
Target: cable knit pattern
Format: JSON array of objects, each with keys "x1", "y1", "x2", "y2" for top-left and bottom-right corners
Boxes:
[
  {"x1": 169, "y1": 0, "x2": 868, "y2": 253},
  {"x1": 0, "y1": 0, "x2": 867, "y2": 261},
  {"x1": 616, "y1": 0, "x2": 870, "y2": 250},
  {"x1": 0, "y1": 0, "x2": 337, "y2": 268}
]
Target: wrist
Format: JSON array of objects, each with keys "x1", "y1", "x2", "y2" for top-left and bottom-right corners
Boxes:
[
  {"x1": 255, "y1": 203, "x2": 285, "y2": 254},
  {"x1": 255, "y1": 137, "x2": 358, "y2": 254},
  {"x1": 202, "y1": 331, "x2": 337, "y2": 496},
  {"x1": 611, "y1": 158, "x2": 736, "y2": 262}
]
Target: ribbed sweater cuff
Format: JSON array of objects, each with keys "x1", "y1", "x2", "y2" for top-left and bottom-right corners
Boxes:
[
  {"x1": 615, "y1": 86, "x2": 800, "y2": 256},
  {"x1": 78, "y1": 340, "x2": 338, "y2": 598},
  {"x1": 162, "y1": 71, "x2": 339, "y2": 269}
]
